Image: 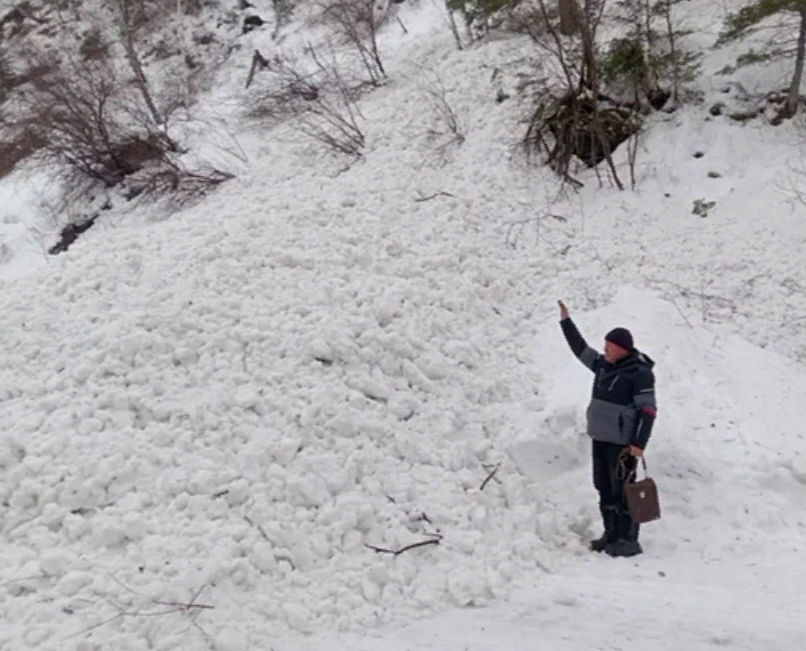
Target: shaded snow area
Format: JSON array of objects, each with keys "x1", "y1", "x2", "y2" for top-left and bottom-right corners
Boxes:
[{"x1": 1, "y1": 0, "x2": 806, "y2": 650}]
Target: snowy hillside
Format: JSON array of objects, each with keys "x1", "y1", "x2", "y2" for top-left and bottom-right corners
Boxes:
[{"x1": 2, "y1": 0, "x2": 806, "y2": 649}]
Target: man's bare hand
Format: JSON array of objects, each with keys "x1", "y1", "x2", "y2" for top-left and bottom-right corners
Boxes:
[
  {"x1": 628, "y1": 445, "x2": 643, "y2": 457},
  {"x1": 558, "y1": 300, "x2": 569, "y2": 321}
]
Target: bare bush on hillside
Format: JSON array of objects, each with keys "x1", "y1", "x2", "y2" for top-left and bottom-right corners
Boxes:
[
  {"x1": 417, "y1": 71, "x2": 466, "y2": 167},
  {"x1": 517, "y1": 0, "x2": 634, "y2": 191},
  {"x1": 248, "y1": 46, "x2": 366, "y2": 158},
  {"x1": 295, "y1": 48, "x2": 366, "y2": 157},
  {"x1": 1, "y1": 53, "x2": 233, "y2": 221},
  {"x1": 8, "y1": 55, "x2": 176, "y2": 187},
  {"x1": 318, "y1": 0, "x2": 387, "y2": 85}
]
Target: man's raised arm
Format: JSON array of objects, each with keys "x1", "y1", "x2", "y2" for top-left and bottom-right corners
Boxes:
[{"x1": 558, "y1": 300, "x2": 601, "y2": 372}]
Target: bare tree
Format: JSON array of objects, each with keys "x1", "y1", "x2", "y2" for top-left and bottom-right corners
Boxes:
[
  {"x1": 521, "y1": 0, "x2": 630, "y2": 190},
  {"x1": 789, "y1": 7, "x2": 806, "y2": 118},
  {"x1": 661, "y1": 0, "x2": 679, "y2": 102},
  {"x1": 720, "y1": 1, "x2": 806, "y2": 121},
  {"x1": 117, "y1": 0, "x2": 163, "y2": 128},
  {"x1": 320, "y1": 0, "x2": 387, "y2": 85},
  {"x1": 447, "y1": 4, "x2": 464, "y2": 50},
  {"x1": 15, "y1": 57, "x2": 159, "y2": 187},
  {"x1": 4, "y1": 52, "x2": 232, "y2": 215}
]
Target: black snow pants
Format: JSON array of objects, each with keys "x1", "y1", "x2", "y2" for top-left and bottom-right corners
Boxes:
[{"x1": 592, "y1": 440, "x2": 639, "y2": 542}]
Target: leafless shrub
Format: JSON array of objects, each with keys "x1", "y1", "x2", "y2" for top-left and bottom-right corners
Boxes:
[
  {"x1": 67, "y1": 578, "x2": 214, "y2": 642},
  {"x1": 517, "y1": 0, "x2": 634, "y2": 191},
  {"x1": 2, "y1": 52, "x2": 232, "y2": 223},
  {"x1": 248, "y1": 46, "x2": 366, "y2": 158},
  {"x1": 8, "y1": 56, "x2": 174, "y2": 187},
  {"x1": 319, "y1": 0, "x2": 387, "y2": 85},
  {"x1": 524, "y1": 89, "x2": 639, "y2": 188},
  {"x1": 126, "y1": 164, "x2": 235, "y2": 209},
  {"x1": 295, "y1": 68, "x2": 365, "y2": 156},
  {"x1": 418, "y1": 71, "x2": 466, "y2": 167},
  {"x1": 422, "y1": 73, "x2": 466, "y2": 142},
  {"x1": 246, "y1": 50, "x2": 321, "y2": 118}
]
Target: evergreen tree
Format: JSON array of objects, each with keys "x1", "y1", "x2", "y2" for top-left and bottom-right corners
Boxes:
[
  {"x1": 601, "y1": 0, "x2": 700, "y2": 106},
  {"x1": 719, "y1": 0, "x2": 806, "y2": 119}
]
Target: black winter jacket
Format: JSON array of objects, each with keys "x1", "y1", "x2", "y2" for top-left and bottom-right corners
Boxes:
[{"x1": 561, "y1": 317, "x2": 657, "y2": 449}]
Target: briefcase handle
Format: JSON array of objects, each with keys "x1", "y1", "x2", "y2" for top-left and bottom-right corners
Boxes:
[{"x1": 619, "y1": 451, "x2": 649, "y2": 481}]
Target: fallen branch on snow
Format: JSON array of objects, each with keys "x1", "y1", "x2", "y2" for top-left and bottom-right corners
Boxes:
[
  {"x1": 480, "y1": 462, "x2": 502, "y2": 491},
  {"x1": 67, "y1": 581, "x2": 213, "y2": 640},
  {"x1": 365, "y1": 534, "x2": 443, "y2": 556},
  {"x1": 244, "y1": 514, "x2": 271, "y2": 542},
  {"x1": 246, "y1": 49, "x2": 271, "y2": 89},
  {"x1": 413, "y1": 511, "x2": 434, "y2": 526},
  {"x1": 414, "y1": 191, "x2": 455, "y2": 202}
]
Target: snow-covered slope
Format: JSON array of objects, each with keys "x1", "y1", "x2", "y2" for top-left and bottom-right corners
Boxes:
[{"x1": 1, "y1": 0, "x2": 806, "y2": 649}]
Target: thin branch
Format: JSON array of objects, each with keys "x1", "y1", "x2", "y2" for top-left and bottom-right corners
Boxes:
[
  {"x1": 188, "y1": 583, "x2": 207, "y2": 607},
  {"x1": 153, "y1": 601, "x2": 214, "y2": 611},
  {"x1": 244, "y1": 514, "x2": 271, "y2": 542},
  {"x1": 130, "y1": 608, "x2": 186, "y2": 618},
  {"x1": 667, "y1": 295, "x2": 694, "y2": 329},
  {"x1": 482, "y1": 463, "x2": 504, "y2": 485},
  {"x1": 480, "y1": 463, "x2": 501, "y2": 491},
  {"x1": 190, "y1": 616, "x2": 215, "y2": 644},
  {"x1": 414, "y1": 191, "x2": 455, "y2": 202},
  {"x1": 106, "y1": 573, "x2": 139, "y2": 596},
  {"x1": 246, "y1": 49, "x2": 271, "y2": 89},
  {"x1": 414, "y1": 512, "x2": 433, "y2": 525},
  {"x1": 67, "y1": 582, "x2": 212, "y2": 641},
  {"x1": 91, "y1": 589, "x2": 127, "y2": 613},
  {"x1": 365, "y1": 534, "x2": 443, "y2": 556}
]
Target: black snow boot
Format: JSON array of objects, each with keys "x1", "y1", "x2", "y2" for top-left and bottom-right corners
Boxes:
[
  {"x1": 605, "y1": 508, "x2": 643, "y2": 558},
  {"x1": 589, "y1": 504, "x2": 618, "y2": 552}
]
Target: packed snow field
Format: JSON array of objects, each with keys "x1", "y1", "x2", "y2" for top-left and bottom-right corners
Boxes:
[{"x1": 2, "y1": 0, "x2": 806, "y2": 649}]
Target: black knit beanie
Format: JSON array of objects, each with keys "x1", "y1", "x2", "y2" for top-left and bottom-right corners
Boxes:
[{"x1": 605, "y1": 327, "x2": 634, "y2": 351}]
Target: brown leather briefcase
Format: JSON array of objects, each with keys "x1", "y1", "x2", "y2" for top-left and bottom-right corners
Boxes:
[{"x1": 624, "y1": 457, "x2": 661, "y2": 524}]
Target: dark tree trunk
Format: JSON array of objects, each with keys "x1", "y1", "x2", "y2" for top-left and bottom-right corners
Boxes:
[{"x1": 785, "y1": 8, "x2": 806, "y2": 118}]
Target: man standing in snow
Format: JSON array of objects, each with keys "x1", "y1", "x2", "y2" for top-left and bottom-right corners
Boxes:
[{"x1": 558, "y1": 300, "x2": 657, "y2": 558}]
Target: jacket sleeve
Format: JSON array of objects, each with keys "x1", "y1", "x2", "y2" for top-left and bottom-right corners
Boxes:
[
  {"x1": 631, "y1": 367, "x2": 657, "y2": 449},
  {"x1": 560, "y1": 317, "x2": 601, "y2": 372}
]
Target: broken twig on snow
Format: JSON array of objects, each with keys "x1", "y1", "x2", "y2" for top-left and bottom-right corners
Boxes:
[
  {"x1": 480, "y1": 463, "x2": 502, "y2": 491},
  {"x1": 243, "y1": 514, "x2": 271, "y2": 542},
  {"x1": 414, "y1": 191, "x2": 455, "y2": 202},
  {"x1": 365, "y1": 534, "x2": 443, "y2": 556},
  {"x1": 67, "y1": 581, "x2": 213, "y2": 640}
]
